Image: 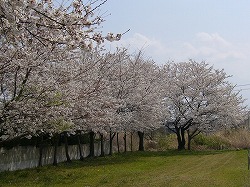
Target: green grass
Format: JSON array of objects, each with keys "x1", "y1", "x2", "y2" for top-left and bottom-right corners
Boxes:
[{"x1": 0, "y1": 150, "x2": 250, "y2": 187}]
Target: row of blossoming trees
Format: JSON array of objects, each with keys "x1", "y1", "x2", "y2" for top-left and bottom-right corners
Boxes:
[{"x1": 0, "y1": 0, "x2": 247, "y2": 165}]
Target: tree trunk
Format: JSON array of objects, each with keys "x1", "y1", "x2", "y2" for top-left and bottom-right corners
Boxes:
[
  {"x1": 100, "y1": 133, "x2": 105, "y2": 157},
  {"x1": 64, "y1": 132, "x2": 71, "y2": 162},
  {"x1": 187, "y1": 129, "x2": 200, "y2": 150},
  {"x1": 130, "y1": 132, "x2": 133, "y2": 152},
  {"x1": 187, "y1": 135, "x2": 191, "y2": 150},
  {"x1": 77, "y1": 132, "x2": 84, "y2": 161},
  {"x1": 88, "y1": 131, "x2": 95, "y2": 157},
  {"x1": 176, "y1": 129, "x2": 182, "y2": 149},
  {"x1": 109, "y1": 130, "x2": 116, "y2": 155},
  {"x1": 109, "y1": 131, "x2": 113, "y2": 155},
  {"x1": 117, "y1": 133, "x2": 120, "y2": 153},
  {"x1": 138, "y1": 131, "x2": 144, "y2": 151},
  {"x1": 176, "y1": 127, "x2": 185, "y2": 150},
  {"x1": 123, "y1": 131, "x2": 127, "y2": 152},
  {"x1": 38, "y1": 135, "x2": 43, "y2": 167},
  {"x1": 53, "y1": 134, "x2": 59, "y2": 166},
  {"x1": 180, "y1": 127, "x2": 186, "y2": 149}
]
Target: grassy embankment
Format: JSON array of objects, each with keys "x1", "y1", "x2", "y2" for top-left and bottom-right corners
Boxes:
[{"x1": 0, "y1": 149, "x2": 249, "y2": 187}]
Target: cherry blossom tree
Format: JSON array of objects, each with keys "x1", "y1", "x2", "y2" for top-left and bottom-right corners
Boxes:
[
  {"x1": 0, "y1": 0, "x2": 126, "y2": 166},
  {"x1": 68, "y1": 49, "x2": 122, "y2": 157},
  {"x1": 0, "y1": 0, "x2": 121, "y2": 143},
  {"x1": 107, "y1": 51, "x2": 164, "y2": 151},
  {"x1": 162, "y1": 60, "x2": 247, "y2": 150}
]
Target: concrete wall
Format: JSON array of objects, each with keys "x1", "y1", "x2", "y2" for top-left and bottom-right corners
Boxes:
[{"x1": 0, "y1": 141, "x2": 110, "y2": 172}]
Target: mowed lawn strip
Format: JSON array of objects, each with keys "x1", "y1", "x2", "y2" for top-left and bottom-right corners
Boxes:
[{"x1": 0, "y1": 150, "x2": 249, "y2": 187}]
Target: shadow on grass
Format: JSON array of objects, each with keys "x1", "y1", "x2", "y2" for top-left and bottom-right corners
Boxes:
[
  {"x1": 133, "y1": 149, "x2": 231, "y2": 157},
  {"x1": 38, "y1": 149, "x2": 231, "y2": 170},
  {"x1": 0, "y1": 149, "x2": 234, "y2": 176},
  {"x1": 0, "y1": 149, "x2": 241, "y2": 187}
]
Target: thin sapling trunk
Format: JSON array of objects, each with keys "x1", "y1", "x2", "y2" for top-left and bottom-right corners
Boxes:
[
  {"x1": 109, "y1": 129, "x2": 116, "y2": 155},
  {"x1": 64, "y1": 132, "x2": 71, "y2": 162},
  {"x1": 100, "y1": 133, "x2": 105, "y2": 157},
  {"x1": 138, "y1": 131, "x2": 144, "y2": 151},
  {"x1": 130, "y1": 132, "x2": 133, "y2": 152},
  {"x1": 123, "y1": 131, "x2": 127, "y2": 152},
  {"x1": 117, "y1": 132, "x2": 120, "y2": 153},
  {"x1": 77, "y1": 131, "x2": 84, "y2": 161},
  {"x1": 53, "y1": 134, "x2": 59, "y2": 166},
  {"x1": 38, "y1": 135, "x2": 44, "y2": 167},
  {"x1": 88, "y1": 131, "x2": 95, "y2": 158}
]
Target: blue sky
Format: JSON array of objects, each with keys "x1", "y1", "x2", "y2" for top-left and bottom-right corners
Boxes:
[{"x1": 100, "y1": 0, "x2": 250, "y2": 107}]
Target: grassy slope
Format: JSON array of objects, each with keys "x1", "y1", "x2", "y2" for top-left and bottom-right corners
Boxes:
[{"x1": 0, "y1": 150, "x2": 249, "y2": 187}]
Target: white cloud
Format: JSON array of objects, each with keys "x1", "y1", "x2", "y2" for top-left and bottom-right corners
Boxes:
[
  {"x1": 105, "y1": 32, "x2": 250, "y2": 106},
  {"x1": 104, "y1": 33, "x2": 171, "y2": 62},
  {"x1": 196, "y1": 32, "x2": 232, "y2": 48},
  {"x1": 179, "y1": 33, "x2": 250, "y2": 90},
  {"x1": 114, "y1": 32, "x2": 247, "y2": 64},
  {"x1": 107, "y1": 32, "x2": 248, "y2": 67},
  {"x1": 179, "y1": 32, "x2": 246, "y2": 62},
  {"x1": 119, "y1": 33, "x2": 166, "y2": 51}
]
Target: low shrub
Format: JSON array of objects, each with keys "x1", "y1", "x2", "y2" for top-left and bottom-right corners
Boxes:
[
  {"x1": 145, "y1": 133, "x2": 177, "y2": 151},
  {"x1": 193, "y1": 134, "x2": 230, "y2": 150}
]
